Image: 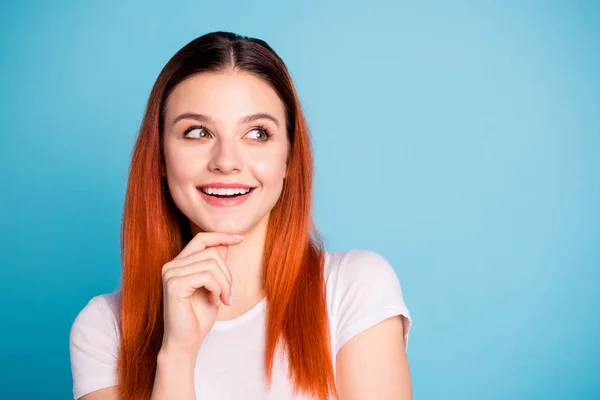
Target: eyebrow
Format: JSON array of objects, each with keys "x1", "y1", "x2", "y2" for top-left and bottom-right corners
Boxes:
[{"x1": 172, "y1": 112, "x2": 281, "y2": 128}]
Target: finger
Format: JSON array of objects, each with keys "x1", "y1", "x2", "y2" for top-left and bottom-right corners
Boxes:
[
  {"x1": 164, "y1": 247, "x2": 233, "y2": 285},
  {"x1": 167, "y1": 271, "x2": 222, "y2": 300},
  {"x1": 210, "y1": 291, "x2": 222, "y2": 306},
  {"x1": 163, "y1": 260, "x2": 232, "y2": 305},
  {"x1": 175, "y1": 232, "x2": 244, "y2": 260},
  {"x1": 214, "y1": 245, "x2": 228, "y2": 265}
]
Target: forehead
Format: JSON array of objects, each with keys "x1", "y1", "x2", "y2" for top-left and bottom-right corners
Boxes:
[{"x1": 164, "y1": 70, "x2": 286, "y2": 125}]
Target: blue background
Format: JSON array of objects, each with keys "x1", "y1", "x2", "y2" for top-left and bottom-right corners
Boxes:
[{"x1": 1, "y1": 0, "x2": 598, "y2": 399}]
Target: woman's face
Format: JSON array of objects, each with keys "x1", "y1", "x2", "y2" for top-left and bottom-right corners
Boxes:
[{"x1": 162, "y1": 70, "x2": 289, "y2": 236}]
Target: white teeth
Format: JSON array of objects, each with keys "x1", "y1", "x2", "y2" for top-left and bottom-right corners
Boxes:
[{"x1": 201, "y1": 187, "x2": 251, "y2": 195}]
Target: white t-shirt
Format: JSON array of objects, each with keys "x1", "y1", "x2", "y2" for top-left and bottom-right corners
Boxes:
[{"x1": 70, "y1": 249, "x2": 412, "y2": 399}]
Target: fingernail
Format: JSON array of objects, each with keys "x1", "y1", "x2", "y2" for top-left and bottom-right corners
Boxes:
[
  {"x1": 231, "y1": 285, "x2": 236, "y2": 299},
  {"x1": 233, "y1": 234, "x2": 244, "y2": 240},
  {"x1": 229, "y1": 293, "x2": 233, "y2": 305}
]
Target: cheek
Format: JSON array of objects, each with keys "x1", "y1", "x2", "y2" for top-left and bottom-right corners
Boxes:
[
  {"x1": 167, "y1": 164, "x2": 195, "y2": 183},
  {"x1": 251, "y1": 153, "x2": 288, "y2": 184},
  {"x1": 164, "y1": 146, "x2": 202, "y2": 182}
]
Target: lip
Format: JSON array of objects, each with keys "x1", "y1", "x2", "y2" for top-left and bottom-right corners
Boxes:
[
  {"x1": 198, "y1": 187, "x2": 255, "y2": 207},
  {"x1": 198, "y1": 182, "x2": 256, "y2": 189}
]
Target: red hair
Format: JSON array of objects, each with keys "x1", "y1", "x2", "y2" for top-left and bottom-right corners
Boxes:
[{"x1": 117, "y1": 32, "x2": 337, "y2": 399}]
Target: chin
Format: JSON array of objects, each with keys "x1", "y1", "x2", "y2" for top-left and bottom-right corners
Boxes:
[{"x1": 195, "y1": 217, "x2": 251, "y2": 235}]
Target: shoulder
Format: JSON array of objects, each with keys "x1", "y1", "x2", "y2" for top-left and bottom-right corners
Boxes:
[
  {"x1": 324, "y1": 248, "x2": 402, "y2": 293},
  {"x1": 70, "y1": 290, "x2": 122, "y2": 343},
  {"x1": 69, "y1": 290, "x2": 121, "y2": 399},
  {"x1": 323, "y1": 249, "x2": 411, "y2": 354}
]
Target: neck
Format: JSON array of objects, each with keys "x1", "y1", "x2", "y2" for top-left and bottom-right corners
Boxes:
[
  {"x1": 189, "y1": 216, "x2": 268, "y2": 308},
  {"x1": 225, "y1": 217, "x2": 267, "y2": 300}
]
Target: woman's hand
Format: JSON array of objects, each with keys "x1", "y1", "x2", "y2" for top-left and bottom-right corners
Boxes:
[{"x1": 160, "y1": 232, "x2": 243, "y2": 357}]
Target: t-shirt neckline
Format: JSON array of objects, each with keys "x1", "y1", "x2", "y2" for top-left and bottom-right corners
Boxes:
[
  {"x1": 211, "y1": 296, "x2": 267, "y2": 330},
  {"x1": 208, "y1": 253, "x2": 332, "y2": 331}
]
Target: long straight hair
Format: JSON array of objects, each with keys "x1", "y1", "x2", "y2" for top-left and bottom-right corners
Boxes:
[{"x1": 118, "y1": 31, "x2": 337, "y2": 400}]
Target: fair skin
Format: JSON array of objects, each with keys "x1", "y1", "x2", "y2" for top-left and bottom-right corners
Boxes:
[{"x1": 80, "y1": 69, "x2": 411, "y2": 400}]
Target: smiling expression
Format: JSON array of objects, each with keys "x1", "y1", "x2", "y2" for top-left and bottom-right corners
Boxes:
[{"x1": 161, "y1": 70, "x2": 290, "y2": 235}]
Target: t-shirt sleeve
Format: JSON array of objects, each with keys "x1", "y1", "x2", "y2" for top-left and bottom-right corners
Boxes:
[
  {"x1": 332, "y1": 249, "x2": 412, "y2": 355},
  {"x1": 69, "y1": 295, "x2": 119, "y2": 399}
]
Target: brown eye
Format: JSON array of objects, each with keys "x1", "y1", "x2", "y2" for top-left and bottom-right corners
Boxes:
[
  {"x1": 246, "y1": 127, "x2": 272, "y2": 141},
  {"x1": 183, "y1": 126, "x2": 211, "y2": 139}
]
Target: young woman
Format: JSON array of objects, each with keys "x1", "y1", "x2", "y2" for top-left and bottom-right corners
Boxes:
[{"x1": 69, "y1": 31, "x2": 413, "y2": 400}]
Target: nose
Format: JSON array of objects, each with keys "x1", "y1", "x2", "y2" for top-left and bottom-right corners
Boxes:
[{"x1": 207, "y1": 138, "x2": 243, "y2": 174}]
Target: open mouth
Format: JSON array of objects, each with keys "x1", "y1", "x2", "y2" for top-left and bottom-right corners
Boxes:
[{"x1": 198, "y1": 187, "x2": 256, "y2": 199}]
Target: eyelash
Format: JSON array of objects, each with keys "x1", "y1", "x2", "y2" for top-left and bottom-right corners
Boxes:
[{"x1": 182, "y1": 124, "x2": 273, "y2": 141}]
